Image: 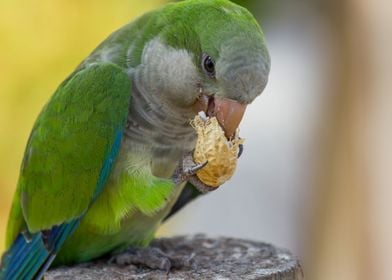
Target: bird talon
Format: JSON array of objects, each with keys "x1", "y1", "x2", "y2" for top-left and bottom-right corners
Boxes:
[
  {"x1": 238, "y1": 143, "x2": 244, "y2": 158},
  {"x1": 184, "y1": 160, "x2": 208, "y2": 177},
  {"x1": 172, "y1": 152, "x2": 209, "y2": 184}
]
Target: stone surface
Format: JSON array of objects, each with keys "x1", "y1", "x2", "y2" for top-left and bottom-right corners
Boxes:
[{"x1": 45, "y1": 235, "x2": 304, "y2": 280}]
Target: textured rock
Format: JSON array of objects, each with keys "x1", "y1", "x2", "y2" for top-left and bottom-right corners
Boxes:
[{"x1": 45, "y1": 235, "x2": 303, "y2": 280}]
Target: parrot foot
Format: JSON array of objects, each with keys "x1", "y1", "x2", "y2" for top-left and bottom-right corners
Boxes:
[
  {"x1": 172, "y1": 152, "x2": 219, "y2": 193},
  {"x1": 184, "y1": 161, "x2": 208, "y2": 176},
  {"x1": 188, "y1": 173, "x2": 218, "y2": 193},
  {"x1": 172, "y1": 152, "x2": 208, "y2": 185},
  {"x1": 110, "y1": 247, "x2": 196, "y2": 273}
]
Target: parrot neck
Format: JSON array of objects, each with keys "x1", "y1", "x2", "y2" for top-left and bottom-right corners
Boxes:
[{"x1": 124, "y1": 82, "x2": 196, "y2": 153}]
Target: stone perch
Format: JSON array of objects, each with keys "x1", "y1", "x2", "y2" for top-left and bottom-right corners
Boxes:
[{"x1": 45, "y1": 235, "x2": 304, "y2": 279}]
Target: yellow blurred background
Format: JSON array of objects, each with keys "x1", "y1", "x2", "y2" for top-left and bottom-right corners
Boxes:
[{"x1": 1, "y1": 0, "x2": 391, "y2": 279}]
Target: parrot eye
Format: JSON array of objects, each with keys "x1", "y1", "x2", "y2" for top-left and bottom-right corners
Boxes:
[{"x1": 202, "y1": 54, "x2": 215, "y2": 77}]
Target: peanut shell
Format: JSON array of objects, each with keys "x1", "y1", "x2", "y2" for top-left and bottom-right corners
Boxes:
[{"x1": 191, "y1": 113, "x2": 244, "y2": 187}]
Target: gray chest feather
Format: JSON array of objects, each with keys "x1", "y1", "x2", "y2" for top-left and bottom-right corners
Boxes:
[{"x1": 123, "y1": 84, "x2": 197, "y2": 178}]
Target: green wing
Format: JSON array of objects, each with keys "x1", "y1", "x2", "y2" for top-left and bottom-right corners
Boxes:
[{"x1": 6, "y1": 62, "x2": 131, "y2": 243}]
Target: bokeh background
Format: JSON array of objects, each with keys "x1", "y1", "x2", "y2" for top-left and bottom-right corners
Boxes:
[{"x1": 0, "y1": 0, "x2": 390, "y2": 279}]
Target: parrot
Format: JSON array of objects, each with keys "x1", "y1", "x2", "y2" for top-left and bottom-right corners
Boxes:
[{"x1": 0, "y1": 0, "x2": 270, "y2": 279}]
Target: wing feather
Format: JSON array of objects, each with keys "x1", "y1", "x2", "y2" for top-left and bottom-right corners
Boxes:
[
  {"x1": 8, "y1": 62, "x2": 132, "y2": 237},
  {"x1": 1, "y1": 62, "x2": 132, "y2": 280}
]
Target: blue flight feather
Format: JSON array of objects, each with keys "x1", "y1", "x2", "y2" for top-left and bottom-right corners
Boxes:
[{"x1": 0, "y1": 130, "x2": 124, "y2": 280}]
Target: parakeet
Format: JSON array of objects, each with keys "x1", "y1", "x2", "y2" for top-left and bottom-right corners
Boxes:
[{"x1": 0, "y1": 0, "x2": 270, "y2": 279}]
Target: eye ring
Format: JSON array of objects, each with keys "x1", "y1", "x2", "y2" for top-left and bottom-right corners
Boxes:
[{"x1": 202, "y1": 54, "x2": 215, "y2": 77}]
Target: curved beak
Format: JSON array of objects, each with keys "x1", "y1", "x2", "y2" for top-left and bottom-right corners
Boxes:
[{"x1": 193, "y1": 95, "x2": 247, "y2": 139}]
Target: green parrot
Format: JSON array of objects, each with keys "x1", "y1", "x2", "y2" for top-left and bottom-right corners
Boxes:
[{"x1": 0, "y1": 0, "x2": 270, "y2": 279}]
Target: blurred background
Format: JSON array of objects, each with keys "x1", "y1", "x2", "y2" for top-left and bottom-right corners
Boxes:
[{"x1": 0, "y1": 0, "x2": 390, "y2": 279}]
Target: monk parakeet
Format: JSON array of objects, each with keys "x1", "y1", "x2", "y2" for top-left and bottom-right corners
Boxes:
[{"x1": 0, "y1": 0, "x2": 270, "y2": 278}]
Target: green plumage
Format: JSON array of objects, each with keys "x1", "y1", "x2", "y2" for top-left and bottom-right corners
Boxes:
[
  {"x1": 6, "y1": 62, "x2": 132, "y2": 246},
  {"x1": 2, "y1": 0, "x2": 270, "y2": 274}
]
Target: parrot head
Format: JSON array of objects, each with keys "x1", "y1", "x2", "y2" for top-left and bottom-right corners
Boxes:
[{"x1": 133, "y1": 0, "x2": 270, "y2": 139}]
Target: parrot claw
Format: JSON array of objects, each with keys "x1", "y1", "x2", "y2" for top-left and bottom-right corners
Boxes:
[
  {"x1": 172, "y1": 152, "x2": 219, "y2": 193},
  {"x1": 109, "y1": 247, "x2": 196, "y2": 273},
  {"x1": 184, "y1": 160, "x2": 208, "y2": 177},
  {"x1": 171, "y1": 152, "x2": 219, "y2": 193},
  {"x1": 172, "y1": 152, "x2": 208, "y2": 185},
  {"x1": 238, "y1": 143, "x2": 244, "y2": 158}
]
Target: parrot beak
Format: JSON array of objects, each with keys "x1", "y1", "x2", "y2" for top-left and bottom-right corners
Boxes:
[{"x1": 193, "y1": 95, "x2": 247, "y2": 139}]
